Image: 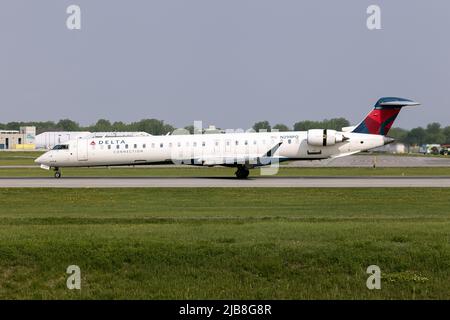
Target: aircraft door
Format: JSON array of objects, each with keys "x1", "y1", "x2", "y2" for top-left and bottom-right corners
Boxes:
[{"x1": 77, "y1": 138, "x2": 88, "y2": 161}]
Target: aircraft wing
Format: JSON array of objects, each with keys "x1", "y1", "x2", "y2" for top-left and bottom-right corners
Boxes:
[
  {"x1": 329, "y1": 151, "x2": 360, "y2": 159},
  {"x1": 173, "y1": 142, "x2": 284, "y2": 167}
]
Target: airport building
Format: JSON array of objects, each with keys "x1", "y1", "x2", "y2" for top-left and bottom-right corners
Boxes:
[
  {"x1": 0, "y1": 127, "x2": 36, "y2": 150},
  {"x1": 35, "y1": 131, "x2": 90, "y2": 150},
  {"x1": 372, "y1": 142, "x2": 407, "y2": 154}
]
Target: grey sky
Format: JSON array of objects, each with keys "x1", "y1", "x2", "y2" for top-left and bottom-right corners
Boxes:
[{"x1": 1, "y1": 0, "x2": 449, "y2": 129}]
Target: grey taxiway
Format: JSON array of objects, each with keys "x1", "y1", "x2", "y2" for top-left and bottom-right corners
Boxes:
[{"x1": 1, "y1": 176, "x2": 449, "y2": 188}]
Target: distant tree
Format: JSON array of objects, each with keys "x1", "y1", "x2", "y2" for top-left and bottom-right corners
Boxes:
[
  {"x1": 34, "y1": 121, "x2": 58, "y2": 133},
  {"x1": 3, "y1": 121, "x2": 58, "y2": 134},
  {"x1": 293, "y1": 118, "x2": 350, "y2": 131},
  {"x1": 425, "y1": 122, "x2": 446, "y2": 144},
  {"x1": 443, "y1": 126, "x2": 450, "y2": 144},
  {"x1": 183, "y1": 125, "x2": 204, "y2": 134},
  {"x1": 163, "y1": 123, "x2": 175, "y2": 134},
  {"x1": 111, "y1": 121, "x2": 128, "y2": 132},
  {"x1": 388, "y1": 127, "x2": 408, "y2": 141},
  {"x1": 324, "y1": 118, "x2": 351, "y2": 131},
  {"x1": 184, "y1": 125, "x2": 194, "y2": 134},
  {"x1": 57, "y1": 119, "x2": 80, "y2": 131},
  {"x1": 132, "y1": 119, "x2": 173, "y2": 135},
  {"x1": 426, "y1": 122, "x2": 441, "y2": 133},
  {"x1": 405, "y1": 127, "x2": 426, "y2": 146},
  {"x1": 5, "y1": 122, "x2": 21, "y2": 130},
  {"x1": 272, "y1": 124, "x2": 290, "y2": 132},
  {"x1": 293, "y1": 120, "x2": 319, "y2": 131},
  {"x1": 253, "y1": 121, "x2": 271, "y2": 132},
  {"x1": 91, "y1": 119, "x2": 112, "y2": 132}
]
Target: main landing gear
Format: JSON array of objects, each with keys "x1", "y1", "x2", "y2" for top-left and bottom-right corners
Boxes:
[
  {"x1": 235, "y1": 165, "x2": 250, "y2": 179},
  {"x1": 54, "y1": 167, "x2": 61, "y2": 179}
]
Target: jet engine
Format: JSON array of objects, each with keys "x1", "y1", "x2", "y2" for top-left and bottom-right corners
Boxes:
[{"x1": 307, "y1": 129, "x2": 347, "y2": 147}]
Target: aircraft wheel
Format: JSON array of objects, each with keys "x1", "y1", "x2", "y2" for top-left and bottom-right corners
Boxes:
[
  {"x1": 235, "y1": 167, "x2": 250, "y2": 179},
  {"x1": 54, "y1": 171, "x2": 61, "y2": 179}
]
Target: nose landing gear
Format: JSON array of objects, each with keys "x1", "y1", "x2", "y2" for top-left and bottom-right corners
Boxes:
[{"x1": 54, "y1": 168, "x2": 61, "y2": 179}]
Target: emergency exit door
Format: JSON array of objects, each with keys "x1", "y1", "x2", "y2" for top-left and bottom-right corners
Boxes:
[{"x1": 77, "y1": 138, "x2": 88, "y2": 161}]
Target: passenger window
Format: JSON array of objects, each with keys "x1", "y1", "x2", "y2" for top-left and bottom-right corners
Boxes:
[
  {"x1": 177, "y1": 142, "x2": 181, "y2": 147},
  {"x1": 160, "y1": 143, "x2": 163, "y2": 148},
  {"x1": 226, "y1": 141, "x2": 230, "y2": 146},
  {"x1": 235, "y1": 141, "x2": 239, "y2": 146},
  {"x1": 125, "y1": 144, "x2": 129, "y2": 149},
  {"x1": 288, "y1": 139, "x2": 291, "y2": 144},
  {"x1": 151, "y1": 143, "x2": 155, "y2": 148},
  {"x1": 253, "y1": 140, "x2": 257, "y2": 145},
  {"x1": 244, "y1": 140, "x2": 248, "y2": 145},
  {"x1": 108, "y1": 145, "x2": 111, "y2": 150},
  {"x1": 143, "y1": 144, "x2": 146, "y2": 148},
  {"x1": 134, "y1": 144, "x2": 137, "y2": 149},
  {"x1": 202, "y1": 141, "x2": 205, "y2": 147},
  {"x1": 193, "y1": 142, "x2": 197, "y2": 147},
  {"x1": 116, "y1": 145, "x2": 120, "y2": 149}
]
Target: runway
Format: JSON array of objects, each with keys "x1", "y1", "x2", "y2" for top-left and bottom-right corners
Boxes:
[{"x1": 1, "y1": 176, "x2": 450, "y2": 188}]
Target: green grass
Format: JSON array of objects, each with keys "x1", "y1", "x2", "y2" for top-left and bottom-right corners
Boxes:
[
  {"x1": 0, "y1": 166, "x2": 450, "y2": 177},
  {"x1": 0, "y1": 188, "x2": 449, "y2": 299},
  {"x1": 0, "y1": 151, "x2": 44, "y2": 166}
]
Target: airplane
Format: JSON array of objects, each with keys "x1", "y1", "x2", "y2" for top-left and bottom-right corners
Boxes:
[{"x1": 35, "y1": 97, "x2": 419, "y2": 179}]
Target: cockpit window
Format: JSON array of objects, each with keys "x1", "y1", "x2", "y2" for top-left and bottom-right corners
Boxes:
[{"x1": 53, "y1": 144, "x2": 69, "y2": 150}]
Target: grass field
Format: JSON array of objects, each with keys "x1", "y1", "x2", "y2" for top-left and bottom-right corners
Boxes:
[
  {"x1": 1, "y1": 166, "x2": 450, "y2": 177},
  {"x1": 0, "y1": 151, "x2": 43, "y2": 165},
  {"x1": 0, "y1": 188, "x2": 449, "y2": 299}
]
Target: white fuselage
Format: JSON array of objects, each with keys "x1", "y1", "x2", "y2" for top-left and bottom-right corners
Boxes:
[{"x1": 35, "y1": 131, "x2": 388, "y2": 168}]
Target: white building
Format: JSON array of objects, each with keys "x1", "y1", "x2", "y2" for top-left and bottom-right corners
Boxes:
[
  {"x1": 372, "y1": 142, "x2": 407, "y2": 154},
  {"x1": 35, "y1": 131, "x2": 90, "y2": 150},
  {"x1": 0, "y1": 127, "x2": 36, "y2": 150}
]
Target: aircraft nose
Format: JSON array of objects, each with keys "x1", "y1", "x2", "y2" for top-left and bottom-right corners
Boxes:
[{"x1": 35, "y1": 153, "x2": 49, "y2": 164}]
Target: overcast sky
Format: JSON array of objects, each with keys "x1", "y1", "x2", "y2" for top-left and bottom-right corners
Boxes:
[{"x1": 1, "y1": 0, "x2": 449, "y2": 129}]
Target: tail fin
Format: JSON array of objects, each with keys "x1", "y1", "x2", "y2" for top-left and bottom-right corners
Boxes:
[{"x1": 352, "y1": 97, "x2": 420, "y2": 135}]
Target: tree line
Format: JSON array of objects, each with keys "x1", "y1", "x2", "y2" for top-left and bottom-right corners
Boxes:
[
  {"x1": 0, "y1": 119, "x2": 175, "y2": 136},
  {"x1": 1, "y1": 118, "x2": 450, "y2": 146}
]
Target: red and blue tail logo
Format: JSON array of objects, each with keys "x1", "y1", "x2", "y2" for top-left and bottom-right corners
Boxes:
[{"x1": 352, "y1": 97, "x2": 419, "y2": 135}]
